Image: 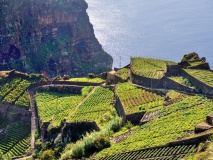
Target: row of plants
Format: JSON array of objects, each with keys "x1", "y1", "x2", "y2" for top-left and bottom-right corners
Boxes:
[
  {"x1": 0, "y1": 119, "x2": 31, "y2": 158},
  {"x1": 116, "y1": 83, "x2": 164, "y2": 114},
  {"x1": 184, "y1": 69, "x2": 213, "y2": 87},
  {"x1": 95, "y1": 95, "x2": 213, "y2": 157},
  {"x1": 68, "y1": 87, "x2": 117, "y2": 127},
  {"x1": 3, "y1": 80, "x2": 31, "y2": 105},
  {"x1": 67, "y1": 77, "x2": 104, "y2": 83},
  {"x1": 100, "y1": 144, "x2": 197, "y2": 160},
  {"x1": 168, "y1": 76, "x2": 194, "y2": 88},
  {"x1": 115, "y1": 68, "x2": 129, "y2": 80},
  {"x1": 131, "y1": 58, "x2": 176, "y2": 79},
  {"x1": 35, "y1": 91, "x2": 84, "y2": 127}
]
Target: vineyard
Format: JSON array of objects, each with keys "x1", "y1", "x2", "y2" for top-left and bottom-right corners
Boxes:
[
  {"x1": 115, "y1": 68, "x2": 129, "y2": 80},
  {"x1": 95, "y1": 95, "x2": 213, "y2": 157},
  {"x1": 0, "y1": 117, "x2": 31, "y2": 158},
  {"x1": 184, "y1": 69, "x2": 213, "y2": 87},
  {"x1": 35, "y1": 91, "x2": 84, "y2": 127},
  {"x1": 0, "y1": 78, "x2": 31, "y2": 109},
  {"x1": 116, "y1": 82, "x2": 164, "y2": 114},
  {"x1": 100, "y1": 144, "x2": 197, "y2": 160},
  {"x1": 68, "y1": 87, "x2": 117, "y2": 127},
  {"x1": 168, "y1": 76, "x2": 194, "y2": 88},
  {"x1": 131, "y1": 58, "x2": 176, "y2": 79},
  {"x1": 68, "y1": 77, "x2": 104, "y2": 83}
]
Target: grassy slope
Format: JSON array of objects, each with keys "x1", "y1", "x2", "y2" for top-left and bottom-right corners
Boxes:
[{"x1": 95, "y1": 95, "x2": 213, "y2": 158}]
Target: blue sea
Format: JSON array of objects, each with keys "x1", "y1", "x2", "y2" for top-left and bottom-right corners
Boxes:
[{"x1": 85, "y1": 0, "x2": 213, "y2": 69}]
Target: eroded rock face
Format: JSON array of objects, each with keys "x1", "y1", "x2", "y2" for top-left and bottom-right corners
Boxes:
[{"x1": 0, "y1": 0, "x2": 112, "y2": 77}]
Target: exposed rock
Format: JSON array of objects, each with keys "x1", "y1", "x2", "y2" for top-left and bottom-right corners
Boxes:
[
  {"x1": 0, "y1": 0, "x2": 112, "y2": 77},
  {"x1": 194, "y1": 122, "x2": 213, "y2": 134}
]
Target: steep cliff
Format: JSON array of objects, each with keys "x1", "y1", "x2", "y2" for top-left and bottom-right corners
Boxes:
[{"x1": 0, "y1": 0, "x2": 112, "y2": 77}]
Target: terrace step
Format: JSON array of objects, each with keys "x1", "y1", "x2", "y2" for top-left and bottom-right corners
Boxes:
[
  {"x1": 195, "y1": 121, "x2": 213, "y2": 133},
  {"x1": 206, "y1": 112, "x2": 213, "y2": 125}
]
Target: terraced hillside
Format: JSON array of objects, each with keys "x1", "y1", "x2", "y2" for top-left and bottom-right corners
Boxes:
[
  {"x1": 68, "y1": 87, "x2": 117, "y2": 128},
  {"x1": 0, "y1": 77, "x2": 31, "y2": 108},
  {"x1": 0, "y1": 117, "x2": 31, "y2": 159},
  {"x1": 184, "y1": 69, "x2": 213, "y2": 87},
  {"x1": 95, "y1": 95, "x2": 213, "y2": 158},
  {"x1": 116, "y1": 82, "x2": 164, "y2": 114},
  {"x1": 35, "y1": 91, "x2": 84, "y2": 127},
  {"x1": 100, "y1": 144, "x2": 197, "y2": 160},
  {"x1": 131, "y1": 58, "x2": 176, "y2": 79}
]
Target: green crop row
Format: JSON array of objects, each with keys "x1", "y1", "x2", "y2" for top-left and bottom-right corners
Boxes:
[
  {"x1": 116, "y1": 83, "x2": 164, "y2": 114},
  {"x1": 68, "y1": 77, "x2": 104, "y2": 83},
  {"x1": 131, "y1": 58, "x2": 176, "y2": 79},
  {"x1": 68, "y1": 87, "x2": 117, "y2": 127},
  {"x1": 36, "y1": 91, "x2": 84, "y2": 127},
  {"x1": 184, "y1": 69, "x2": 213, "y2": 87},
  {"x1": 0, "y1": 119, "x2": 31, "y2": 157},
  {"x1": 100, "y1": 144, "x2": 197, "y2": 160},
  {"x1": 3, "y1": 80, "x2": 31, "y2": 104},
  {"x1": 95, "y1": 95, "x2": 213, "y2": 157},
  {"x1": 0, "y1": 78, "x2": 22, "y2": 100},
  {"x1": 115, "y1": 68, "x2": 129, "y2": 80},
  {"x1": 15, "y1": 91, "x2": 30, "y2": 108}
]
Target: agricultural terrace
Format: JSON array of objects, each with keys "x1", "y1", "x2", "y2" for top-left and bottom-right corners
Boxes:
[
  {"x1": 67, "y1": 77, "x2": 104, "y2": 83},
  {"x1": 131, "y1": 58, "x2": 176, "y2": 79},
  {"x1": 188, "y1": 61, "x2": 205, "y2": 67},
  {"x1": 184, "y1": 69, "x2": 213, "y2": 87},
  {"x1": 100, "y1": 144, "x2": 197, "y2": 160},
  {"x1": 168, "y1": 76, "x2": 194, "y2": 88},
  {"x1": 115, "y1": 68, "x2": 129, "y2": 80},
  {"x1": 68, "y1": 87, "x2": 117, "y2": 128},
  {"x1": 116, "y1": 82, "x2": 164, "y2": 114},
  {"x1": 0, "y1": 117, "x2": 31, "y2": 158},
  {"x1": 0, "y1": 78, "x2": 31, "y2": 108},
  {"x1": 95, "y1": 95, "x2": 213, "y2": 157},
  {"x1": 35, "y1": 91, "x2": 84, "y2": 127}
]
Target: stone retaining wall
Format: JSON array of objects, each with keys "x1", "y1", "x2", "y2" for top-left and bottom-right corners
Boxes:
[{"x1": 181, "y1": 70, "x2": 213, "y2": 95}]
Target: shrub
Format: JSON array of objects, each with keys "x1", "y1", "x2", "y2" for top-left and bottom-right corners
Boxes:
[
  {"x1": 81, "y1": 86, "x2": 93, "y2": 97},
  {"x1": 40, "y1": 149, "x2": 55, "y2": 160},
  {"x1": 70, "y1": 142, "x2": 84, "y2": 159}
]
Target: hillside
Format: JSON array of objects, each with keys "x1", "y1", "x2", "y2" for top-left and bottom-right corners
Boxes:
[
  {"x1": 1, "y1": 53, "x2": 213, "y2": 160},
  {"x1": 0, "y1": 0, "x2": 112, "y2": 77}
]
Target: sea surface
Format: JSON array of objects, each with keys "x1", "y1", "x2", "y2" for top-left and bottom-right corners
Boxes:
[{"x1": 85, "y1": 0, "x2": 213, "y2": 69}]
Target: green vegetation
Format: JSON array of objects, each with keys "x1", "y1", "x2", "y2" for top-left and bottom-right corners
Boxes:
[
  {"x1": 131, "y1": 58, "x2": 176, "y2": 79},
  {"x1": 0, "y1": 118, "x2": 31, "y2": 158},
  {"x1": 68, "y1": 87, "x2": 117, "y2": 128},
  {"x1": 100, "y1": 144, "x2": 197, "y2": 160},
  {"x1": 168, "y1": 76, "x2": 194, "y2": 88},
  {"x1": 61, "y1": 117, "x2": 122, "y2": 160},
  {"x1": 35, "y1": 91, "x2": 84, "y2": 127},
  {"x1": 68, "y1": 77, "x2": 104, "y2": 83},
  {"x1": 184, "y1": 69, "x2": 213, "y2": 87},
  {"x1": 115, "y1": 68, "x2": 129, "y2": 80},
  {"x1": 81, "y1": 86, "x2": 93, "y2": 97},
  {"x1": 116, "y1": 82, "x2": 164, "y2": 114},
  {"x1": 0, "y1": 78, "x2": 31, "y2": 109},
  {"x1": 95, "y1": 95, "x2": 213, "y2": 157}
]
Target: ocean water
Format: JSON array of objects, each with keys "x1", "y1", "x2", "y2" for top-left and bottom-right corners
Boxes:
[{"x1": 85, "y1": 0, "x2": 213, "y2": 69}]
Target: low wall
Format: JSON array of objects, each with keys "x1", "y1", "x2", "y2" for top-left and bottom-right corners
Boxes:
[
  {"x1": 181, "y1": 70, "x2": 213, "y2": 95},
  {"x1": 161, "y1": 77, "x2": 196, "y2": 93},
  {"x1": 40, "y1": 121, "x2": 100, "y2": 143},
  {"x1": 126, "y1": 112, "x2": 145, "y2": 125},
  {"x1": 130, "y1": 69, "x2": 162, "y2": 88},
  {"x1": 164, "y1": 65, "x2": 182, "y2": 76},
  {"x1": 115, "y1": 95, "x2": 126, "y2": 123},
  {"x1": 107, "y1": 72, "x2": 126, "y2": 84},
  {"x1": 0, "y1": 104, "x2": 31, "y2": 121}
]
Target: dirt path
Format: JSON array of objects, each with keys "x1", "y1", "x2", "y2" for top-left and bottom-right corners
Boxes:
[
  {"x1": 69, "y1": 87, "x2": 97, "y2": 118},
  {"x1": 28, "y1": 89, "x2": 37, "y2": 154}
]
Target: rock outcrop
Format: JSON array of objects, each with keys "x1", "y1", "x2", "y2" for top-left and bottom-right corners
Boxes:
[{"x1": 0, "y1": 0, "x2": 112, "y2": 77}]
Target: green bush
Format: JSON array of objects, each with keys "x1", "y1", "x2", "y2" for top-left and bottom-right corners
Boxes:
[
  {"x1": 81, "y1": 86, "x2": 93, "y2": 97},
  {"x1": 40, "y1": 149, "x2": 56, "y2": 160},
  {"x1": 70, "y1": 142, "x2": 84, "y2": 159}
]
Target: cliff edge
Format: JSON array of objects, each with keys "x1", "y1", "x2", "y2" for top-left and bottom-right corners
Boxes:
[{"x1": 0, "y1": 0, "x2": 113, "y2": 77}]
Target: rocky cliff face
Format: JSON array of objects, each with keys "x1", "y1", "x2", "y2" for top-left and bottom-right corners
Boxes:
[{"x1": 0, "y1": 0, "x2": 112, "y2": 77}]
